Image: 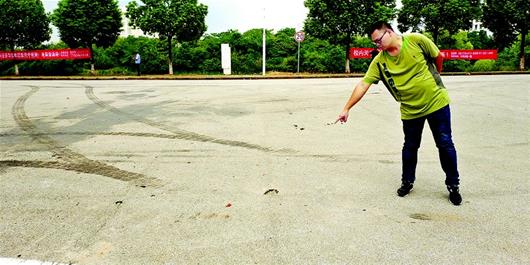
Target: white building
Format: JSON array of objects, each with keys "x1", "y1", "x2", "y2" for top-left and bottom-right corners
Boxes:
[
  {"x1": 120, "y1": 10, "x2": 156, "y2": 38},
  {"x1": 471, "y1": 19, "x2": 492, "y2": 35}
]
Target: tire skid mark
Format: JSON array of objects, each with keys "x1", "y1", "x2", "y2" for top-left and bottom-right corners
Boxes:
[
  {"x1": 7, "y1": 86, "x2": 160, "y2": 187},
  {"x1": 85, "y1": 85, "x2": 294, "y2": 154},
  {"x1": 1, "y1": 131, "x2": 202, "y2": 140},
  {"x1": 0, "y1": 160, "x2": 140, "y2": 182}
]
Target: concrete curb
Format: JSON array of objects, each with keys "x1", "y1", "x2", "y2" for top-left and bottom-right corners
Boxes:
[{"x1": 0, "y1": 71, "x2": 528, "y2": 80}]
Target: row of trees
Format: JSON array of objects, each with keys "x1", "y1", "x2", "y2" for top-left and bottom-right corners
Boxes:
[
  {"x1": 3, "y1": 27, "x2": 526, "y2": 75},
  {"x1": 0, "y1": 0, "x2": 528, "y2": 75}
]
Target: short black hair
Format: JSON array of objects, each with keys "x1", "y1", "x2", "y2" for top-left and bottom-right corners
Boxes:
[{"x1": 367, "y1": 21, "x2": 394, "y2": 36}]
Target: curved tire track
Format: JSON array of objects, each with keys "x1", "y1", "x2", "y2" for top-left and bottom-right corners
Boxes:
[
  {"x1": 3, "y1": 86, "x2": 160, "y2": 187},
  {"x1": 85, "y1": 85, "x2": 293, "y2": 154}
]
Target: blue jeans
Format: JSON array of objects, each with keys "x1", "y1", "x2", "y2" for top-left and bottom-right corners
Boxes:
[{"x1": 401, "y1": 105, "x2": 460, "y2": 186}]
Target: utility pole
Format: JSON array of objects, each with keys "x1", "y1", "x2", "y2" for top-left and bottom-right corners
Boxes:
[{"x1": 262, "y1": 8, "x2": 266, "y2": 76}]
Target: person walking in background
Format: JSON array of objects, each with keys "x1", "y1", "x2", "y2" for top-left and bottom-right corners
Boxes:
[
  {"x1": 335, "y1": 21, "x2": 462, "y2": 205},
  {"x1": 134, "y1": 52, "x2": 141, "y2": 76}
]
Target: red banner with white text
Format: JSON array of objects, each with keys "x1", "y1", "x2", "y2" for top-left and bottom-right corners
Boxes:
[
  {"x1": 349, "y1": 48, "x2": 375, "y2": 59},
  {"x1": 349, "y1": 48, "x2": 497, "y2": 60},
  {"x1": 439, "y1": 49, "x2": 497, "y2": 60},
  {"x1": 0, "y1": 48, "x2": 91, "y2": 61}
]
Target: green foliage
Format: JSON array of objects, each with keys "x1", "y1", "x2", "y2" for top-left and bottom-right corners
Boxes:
[
  {"x1": 301, "y1": 37, "x2": 345, "y2": 73},
  {"x1": 495, "y1": 42, "x2": 522, "y2": 71},
  {"x1": 483, "y1": 0, "x2": 529, "y2": 70},
  {"x1": 103, "y1": 36, "x2": 168, "y2": 74},
  {"x1": 467, "y1": 30, "x2": 496, "y2": 49},
  {"x1": 51, "y1": 0, "x2": 122, "y2": 49},
  {"x1": 0, "y1": 61, "x2": 15, "y2": 75},
  {"x1": 268, "y1": 28, "x2": 297, "y2": 72},
  {"x1": 173, "y1": 27, "x2": 346, "y2": 74},
  {"x1": 453, "y1": 31, "x2": 474, "y2": 50},
  {"x1": 0, "y1": 0, "x2": 51, "y2": 50},
  {"x1": 482, "y1": 0, "x2": 529, "y2": 51},
  {"x1": 398, "y1": 0, "x2": 481, "y2": 44},
  {"x1": 438, "y1": 30, "x2": 474, "y2": 49},
  {"x1": 443, "y1": 60, "x2": 472, "y2": 72},
  {"x1": 472, "y1": 60, "x2": 496, "y2": 72},
  {"x1": 126, "y1": 0, "x2": 208, "y2": 74},
  {"x1": 175, "y1": 39, "x2": 221, "y2": 73},
  {"x1": 304, "y1": 0, "x2": 396, "y2": 72},
  {"x1": 89, "y1": 67, "x2": 134, "y2": 76}
]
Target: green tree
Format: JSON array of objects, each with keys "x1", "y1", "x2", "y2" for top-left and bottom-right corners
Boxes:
[
  {"x1": 437, "y1": 30, "x2": 474, "y2": 49},
  {"x1": 235, "y1": 29, "x2": 272, "y2": 74},
  {"x1": 482, "y1": 0, "x2": 529, "y2": 70},
  {"x1": 398, "y1": 0, "x2": 481, "y2": 44},
  {"x1": 51, "y1": 0, "x2": 122, "y2": 72},
  {"x1": 495, "y1": 37, "x2": 529, "y2": 71},
  {"x1": 301, "y1": 37, "x2": 344, "y2": 73},
  {"x1": 99, "y1": 36, "x2": 168, "y2": 74},
  {"x1": 467, "y1": 30, "x2": 495, "y2": 49},
  {"x1": 126, "y1": 0, "x2": 208, "y2": 75},
  {"x1": 304, "y1": 0, "x2": 395, "y2": 73},
  {"x1": 435, "y1": 31, "x2": 474, "y2": 72},
  {"x1": 0, "y1": 0, "x2": 51, "y2": 75},
  {"x1": 268, "y1": 28, "x2": 297, "y2": 72}
]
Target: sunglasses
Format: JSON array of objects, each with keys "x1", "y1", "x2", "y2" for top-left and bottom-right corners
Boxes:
[{"x1": 373, "y1": 31, "x2": 388, "y2": 45}]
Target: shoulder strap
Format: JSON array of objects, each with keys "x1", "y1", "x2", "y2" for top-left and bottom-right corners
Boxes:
[{"x1": 377, "y1": 62, "x2": 400, "y2": 101}]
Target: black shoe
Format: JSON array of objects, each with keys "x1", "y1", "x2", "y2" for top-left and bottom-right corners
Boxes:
[
  {"x1": 447, "y1": 185, "x2": 462, "y2": 205},
  {"x1": 397, "y1": 182, "x2": 413, "y2": 197}
]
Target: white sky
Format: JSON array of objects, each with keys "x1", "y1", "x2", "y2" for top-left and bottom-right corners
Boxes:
[{"x1": 42, "y1": 0, "x2": 309, "y2": 35}]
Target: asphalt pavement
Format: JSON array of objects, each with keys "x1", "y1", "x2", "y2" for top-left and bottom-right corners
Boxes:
[{"x1": 0, "y1": 75, "x2": 528, "y2": 264}]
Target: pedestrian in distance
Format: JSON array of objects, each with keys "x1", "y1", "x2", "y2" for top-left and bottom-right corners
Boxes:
[
  {"x1": 335, "y1": 21, "x2": 462, "y2": 205},
  {"x1": 133, "y1": 52, "x2": 141, "y2": 76}
]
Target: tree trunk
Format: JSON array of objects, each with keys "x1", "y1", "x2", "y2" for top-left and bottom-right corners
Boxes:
[
  {"x1": 11, "y1": 45, "x2": 19, "y2": 76},
  {"x1": 345, "y1": 44, "x2": 350, "y2": 73},
  {"x1": 433, "y1": 30, "x2": 439, "y2": 46},
  {"x1": 519, "y1": 30, "x2": 527, "y2": 71},
  {"x1": 167, "y1": 36, "x2": 173, "y2": 75},
  {"x1": 89, "y1": 45, "x2": 95, "y2": 75}
]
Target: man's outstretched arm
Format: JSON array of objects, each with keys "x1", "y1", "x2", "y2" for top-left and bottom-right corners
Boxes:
[{"x1": 336, "y1": 80, "x2": 372, "y2": 123}]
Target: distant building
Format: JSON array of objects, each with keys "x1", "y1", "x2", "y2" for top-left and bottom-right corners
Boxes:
[
  {"x1": 471, "y1": 0, "x2": 492, "y2": 35},
  {"x1": 120, "y1": 10, "x2": 157, "y2": 38},
  {"x1": 471, "y1": 19, "x2": 492, "y2": 35}
]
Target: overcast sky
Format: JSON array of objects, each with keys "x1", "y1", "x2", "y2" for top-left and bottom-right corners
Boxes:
[{"x1": 42, "y1": 0, "x2": 309, "y2": 34}]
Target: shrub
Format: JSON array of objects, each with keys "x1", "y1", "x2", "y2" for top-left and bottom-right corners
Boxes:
[
  {"x1": 80, "y1": 67, "x2": 133, "y2": 76},
  {"x1": 495, "y1": 45, "x2": 519, "y2": 71},
  {"x1": 472, "y1": 60, "x2": 497, "y2": 72},
  {"x1": 443, "y1": 60, "x2": 472, "y2": 72}
]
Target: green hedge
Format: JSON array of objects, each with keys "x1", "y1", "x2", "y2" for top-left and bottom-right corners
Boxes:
[{"x1": 472, "y1": 60, "x2": 497, "y2": 72}]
